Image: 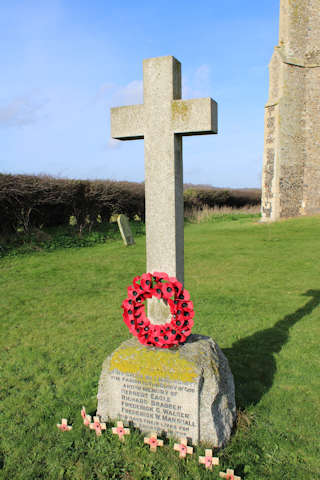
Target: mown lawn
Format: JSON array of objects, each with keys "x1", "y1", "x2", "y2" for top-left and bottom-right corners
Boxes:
[{"x1": 1, "y1": 215, "x2": 319, "y2": 479}]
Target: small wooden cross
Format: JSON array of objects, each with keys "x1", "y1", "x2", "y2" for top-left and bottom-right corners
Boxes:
[
  {"x1": 90, "y1": 416, "x2": 106, "y2": 436},
  {"x1": 112, "y1": 421, "x2": 130, "y2": 442},
  {"x1": 173, "y1": 437, "x2": 193, "y2": 458},
  {"x1": 56, "y1": 418, "x2": 72, "y2": 431},
  {"x1": 144, "y1": 432, "x2": 164, "y2": 452},
  {"x1": 219, "y1": 468, "x2": 242, "y2": 480},
  {"x1": 81, "y1": 406, "x2": 91, "y2": 427},
  {"x1": 199, "y1": 449, "x2": 219, "y2": 470}
]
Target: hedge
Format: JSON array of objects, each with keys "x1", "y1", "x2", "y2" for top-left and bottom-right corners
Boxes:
[
  {"x1": 183, "y1": 187, "x2": 261, "y2": 210},
  {"x1": 0, "y1": 174, "x2": 260, "y2": 235}
]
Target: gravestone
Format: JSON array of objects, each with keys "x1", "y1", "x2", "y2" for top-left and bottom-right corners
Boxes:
[
  {"x1": 117, "y1": 214, "x2": 135, "y2": 246},
  {"x1": 97, "y1": 56, "x2": 236, "y2": 446},
  {"x1": 261, "y1": 0, "x2": 320, "y2": 221}
]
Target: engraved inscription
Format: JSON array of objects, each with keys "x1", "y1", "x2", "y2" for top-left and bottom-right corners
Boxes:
[{"x1": 109, "y1": 371, "x2": 199, "y2": 441}]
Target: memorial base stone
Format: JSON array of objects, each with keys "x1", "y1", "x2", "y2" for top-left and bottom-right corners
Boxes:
[{"x1": 97, "y1": 334, "x2": 236, "y2": 446}]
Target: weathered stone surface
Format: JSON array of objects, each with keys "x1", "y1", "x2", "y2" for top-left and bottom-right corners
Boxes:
[
  {"x1": 97, "y1": 334, "x2": 236, "y2": 446},
  {"x1": 262, "y1": 0, "x2": 320, "y2": 221},
  {"x1": 117, "y1": 214, "x2": 135, "y2": 246},
  {"x1": 111, "y1": 56, "x2": 217, "y2": 287},
  {"x1": 103, "y1": 55, "x2": 234, "y2": 448}
]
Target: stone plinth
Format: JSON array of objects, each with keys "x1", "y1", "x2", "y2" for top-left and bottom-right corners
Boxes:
[{"x1": 97, "y1": 334, "x2": 236, "y2": 446}]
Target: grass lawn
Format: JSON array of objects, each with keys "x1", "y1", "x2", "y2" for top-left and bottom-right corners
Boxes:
[{"x1": 1, "y1": 215, "x2": 319, "y2": 479}]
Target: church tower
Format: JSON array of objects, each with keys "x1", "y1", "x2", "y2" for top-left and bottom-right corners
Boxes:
[{"x1": 261, "y1": 0, "x2": 320, "y2": 220}]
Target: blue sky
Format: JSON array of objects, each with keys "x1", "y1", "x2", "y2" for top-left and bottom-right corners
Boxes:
[{"x1": 0, "y1": 0, "x2": 279, "y2": 188}]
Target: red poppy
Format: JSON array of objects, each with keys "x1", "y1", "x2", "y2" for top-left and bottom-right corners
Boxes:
[
  {"x1": 178, "y1": 300, "x2": 194, "y2": 311},
  {"x1": 181, "y1": 320, "x2": 193, "y2": 337},
  {"x1": 149, "y1": 437, "x2": 158, "y2": 448},
  {"x1": 170, "y1": 278, "x2": 183, "y2": 296},
  {"x1": 160, "y1": 281, "x2": 175, "y2": 300},
  {"x1": 176, "y1": 289, "x2": 190, "y2": 301},
  {"x1": 127, "y1": 285, "x2": 141, "y2": 300},
  {"x1": 180, "y1": 444, "x2": 187, "y2": 455},
  {"x1": 133, "y1": 303, "x2": 145, "y2": 316},
  {"x1": 123, "y1": 314, "x2": 137, "y2": 335},
  {"x1": 150, "y1": 283, "x2": 163, "y2": 299},
  {"x1": 140, "y1": 273, "x2": 153, "y2": 292},
  {"x1": 122, "y1": 298, "x2": 134, "y2": 310},
  {"x1": 132, "y1": 275, "x2": 141, "y2": 288},
  {"x1": 152, "y1": 271, "x2": 169, "y2": 282}
]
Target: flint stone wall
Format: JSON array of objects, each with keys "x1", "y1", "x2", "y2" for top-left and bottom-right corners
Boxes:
[
  {"x1": 97, "y1": 334, "x2": 236, "y2": 446},
  {"x1": 261, "y1": 0, "x2": 320, "y2": 221}
]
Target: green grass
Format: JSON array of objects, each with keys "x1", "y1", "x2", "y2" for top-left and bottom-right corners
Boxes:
[
  {"x1": 0, "y1": 220, "x2": 145, "y2": 258},
  {"x1": 1, "y1": 215, "x2": 320, "y2": 479}
]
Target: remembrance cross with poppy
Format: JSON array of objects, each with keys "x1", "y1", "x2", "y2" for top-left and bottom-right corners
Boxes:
[{"x1": 110, "y1": 55, "x2": 217, "y2": 323}]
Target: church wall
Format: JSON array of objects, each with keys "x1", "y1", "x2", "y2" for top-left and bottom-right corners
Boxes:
[{"x1": 261, "y1": 0, "x2": 320, "y2": 220}]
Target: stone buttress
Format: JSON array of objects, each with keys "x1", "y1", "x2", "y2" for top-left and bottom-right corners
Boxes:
[{"x1": 262, "y1": 0, "x2": 320, "y2": 220}]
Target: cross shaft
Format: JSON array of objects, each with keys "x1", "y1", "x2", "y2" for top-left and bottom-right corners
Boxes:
[{"x1": 111, "y1": 56, "x2": 217, "y2": 287}]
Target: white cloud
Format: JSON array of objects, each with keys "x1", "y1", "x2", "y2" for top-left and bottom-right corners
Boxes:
[
  {"x1": 96, "y1": 80, "x2": 143, "y2": 108},
  {"x1": 195, "y1": 64, "x2": 211, "y2": 86},
  {"x1": 112, "y1": 80, "x2": 143, "y2": 106},
  {"x1": 182, "y1": 64, "x2": 212, "y2": 99},
  {"x1": 0, "y1": 93, "x2": 48, "y2": 128},
  {"x1": 182, "y1": 78, "x2": 193, "y2": 99},
  {"x1": 93, "y1": 83, "x2": 116, "y2": 104},
  {"x1": 107, "y1": 137, "x2": 121, "y2": 149},
  {"x1": 95, "y1": 80, "x2": 143, "y2": 150}
]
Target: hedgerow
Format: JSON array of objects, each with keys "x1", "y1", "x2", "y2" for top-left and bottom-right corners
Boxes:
[
  {"x1": 0, "y1": 174, "x2": 260, "y2": 235},
  {"x1": 0, "y1": 174, "x2": 145, "y2": 234}
]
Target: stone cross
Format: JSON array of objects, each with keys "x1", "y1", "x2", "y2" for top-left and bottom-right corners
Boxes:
[{"x1": 111, "y1": 56, "x2": 217, "y2": 284}]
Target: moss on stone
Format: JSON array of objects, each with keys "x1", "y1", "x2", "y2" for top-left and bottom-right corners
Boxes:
[{"x1": 210, "y1": 359, "x2": 220, "y2": 380}]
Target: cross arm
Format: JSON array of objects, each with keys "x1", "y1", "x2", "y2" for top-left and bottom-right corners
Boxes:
[
  {"x1": 171, "y1": 98, "x2": 217, "y2": 135},
  {"x1": 111, "y1": 104, "x2": 144, "y2": 140}
]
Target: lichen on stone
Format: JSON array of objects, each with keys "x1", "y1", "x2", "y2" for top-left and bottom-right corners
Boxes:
[
  {"x1": 109, "y1": 345, "x2": 197, "y2": 384},
  {"x1": 171, "y1": 101, "x2": 189, "y2": 122}
]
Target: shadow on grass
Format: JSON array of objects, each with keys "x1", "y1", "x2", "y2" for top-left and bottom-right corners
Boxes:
[{"x1": 223, "y1": 290, "x2": 320, "y2": 409}]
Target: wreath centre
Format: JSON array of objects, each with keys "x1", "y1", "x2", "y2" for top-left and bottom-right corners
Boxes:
[{"x1": 147, "y1": 297, "x2": 172, "y2": 325}]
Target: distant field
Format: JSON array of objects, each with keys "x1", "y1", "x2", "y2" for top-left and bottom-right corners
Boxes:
[{"x1": 1, "y1": 215, "x2": 319, "y2": 479}]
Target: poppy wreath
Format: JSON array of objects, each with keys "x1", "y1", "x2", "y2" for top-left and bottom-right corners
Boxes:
[{"x1": 121, "y1": 272, "x2": 194, "y2": 348}]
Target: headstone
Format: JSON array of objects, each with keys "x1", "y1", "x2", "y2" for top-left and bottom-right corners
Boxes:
[
  {"x1": 261, "y1": 0, "x2": 320, "y2": 221},
  {"x1": 97, "y1": 335, "x2": 236, "y2": 446},
  {"x1": 97, "y1": 56, "x2": 236, "y2": 446},
  {"x1": 117, "y1": 214, "x2": 135, "y2": 246}
]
